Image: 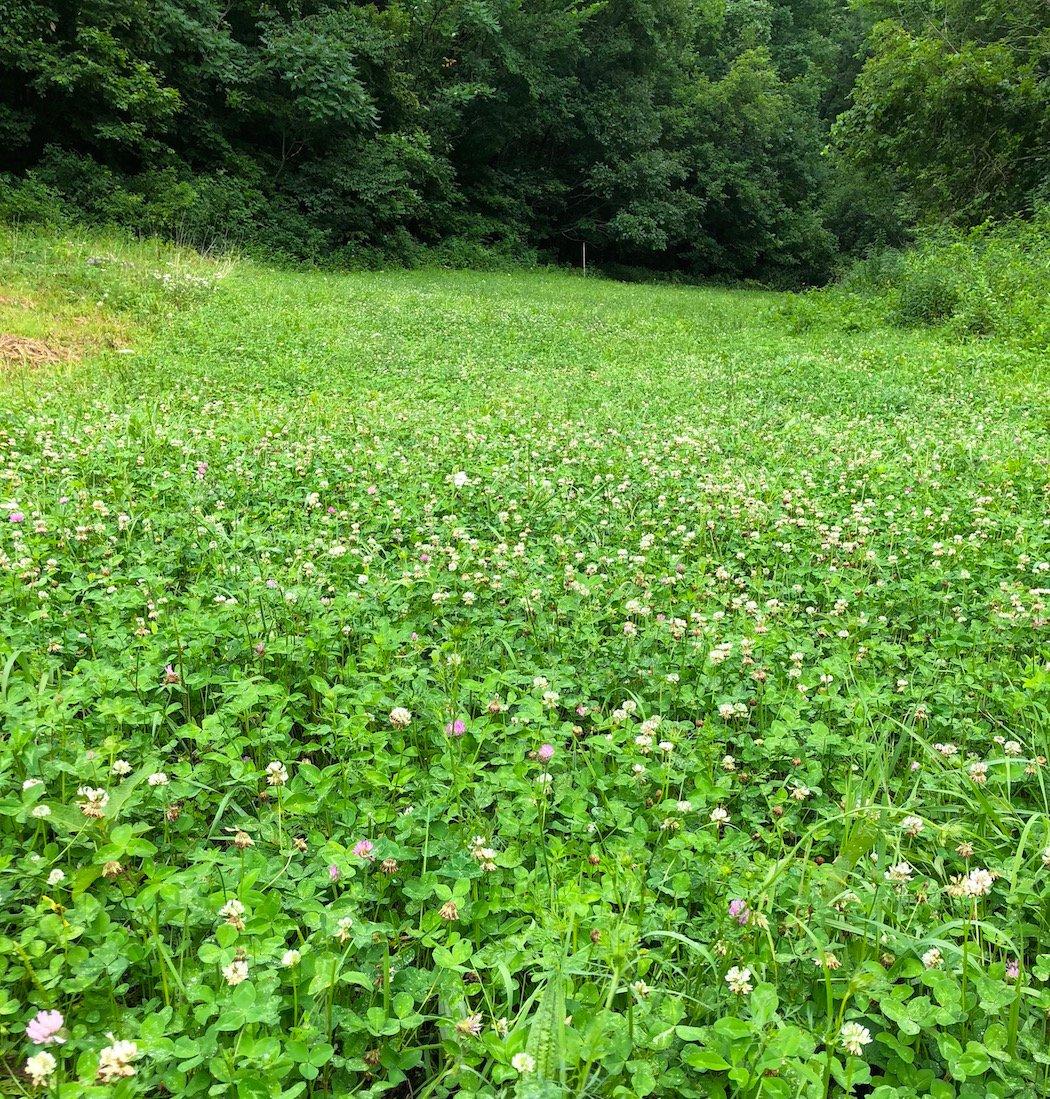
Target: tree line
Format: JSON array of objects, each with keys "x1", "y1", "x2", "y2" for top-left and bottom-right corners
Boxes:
[{"x1": 1, "y1": 0, "x2": 1045, "y2": 282}]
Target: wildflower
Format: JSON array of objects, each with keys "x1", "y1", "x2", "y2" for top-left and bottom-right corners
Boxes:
[
  {"x1": 452, "y1": 471, "x2": 469, "y2": 488},
  {"x1": 380, "y1": 857, "x2": 399, "y2": 874},
  {"x1": 9, "y1": 510, "x2": 24, "y2": 523},
  {"x1": 710, "y1": 806, "x2": 730, "y2": 826},
  {"x1": 353, "y1": 839, "x2": 374, "y2": 860},
  {"x1": 922, "y1": 948, "x2": 943, "y2": 969},
  {"x1": 725, "y1": 966, "x2": 753, "y2": 995},
  {"x1": 962, "y1": 868, "x2": 994, "y2": 897},
  {"x1": 728, "y1": 899, "x2": 749, "y2": 925},
  {"x1": 815, "y1": 952, "x2": 842, "y2": 970},
  {"x1": 265, "y1": 761, "x2": 288, "y2": 786},
  {"x1": 97, "y1": 1038, "x2": 139, "y2": 1082},
  {"x1": 956, "y1": 841, "x2": 974, "y2": 859},
  {"x1": 721, "y1": 755, "x2": 736, "y2": 771},
  {"x1": 389, "y1": 707, "x2": 412, "y2": 728},
  {"x1": 536, "y1": 772, "x2": 553, "y2": 786},
  {"x1": 455, "y1": 1013, "x2": 483, "y2": 1037},
  {"x1": 676, "y1": 800, "x2": 693, "y2": 813},
  {"x1": 1006, "y1": 960, "x2": 1020, "y2": 979},
  {"x1": 335, "y1": 916, "x2": 354, "y2": 942},
  {"x1": 25, "y1": 1051, "x2": 57, "y2": 1087},
  {"x1": 219, "y1": 899, "x2": 246, "y2": 930},
  {"x1": 281, "y1": 949, "x2": 301, "y2": 967},
  {"x1": 1003, "y1": 740, "x2": 1022, "y2": 757},
  {"x1": 222, "y1": 959, "x2": 249, "y2": 986},
  {"x1": 512, "y1": 1052, "x2": 536, "y2": 1074},
  {"x1": 537, "y1": 743, "x2": 555, "y2": 762},
  {"x1": 840, "y1": 1021, "x2": 872, "y2": 1056},
  {"x1": 230, "y1": 828, "x2": 253, "y2": 849},
  {"x1": 32, "y1": 805, "x2": 51, "y2": 818},
  {"x1": 147, "y1": 772, "x2": 169, "y2": 787},
  {"x1": 77, "y1": 787, "x2": 109, "y2": 819},
  {"x1": 791, "y1": 785, "x2": 811, "y2": 801},
  {"x1": 439, "y1": 900, "x2": 459, "y2": 921},
  {"x1": 111, "y1": 759, "x2": 132, "y2": 777},
  {"x1": 162, "y1": 664, "x2": 180, "y2": 685},
  {"x1": 444, "y1": 719, "x2": 466, "y2": 736},
  {"x1": 900, "y1": 814, "x2": 923, "y2": 836},
  {"x1": 968, "y1": 761, "x2": 988, "y2": 785},
  {"x1": 631, "y1": 980, "x2": 651, "y2": 998},
  {"x1": 1042, "y1": 846, "x2": 1050, "y2": 868},
  {"x1": 884, "y1": 861, "x2": 913, "y2": 886},
  {"x1": 47, "y1": 869, "x2": 65, "y2": 886},
  {"x1": 26, "y1": 1010, "x2": 65, "y2": 1045},
  {"x1": 102, "y1": 860, "x2": 124, "y2": 878}
]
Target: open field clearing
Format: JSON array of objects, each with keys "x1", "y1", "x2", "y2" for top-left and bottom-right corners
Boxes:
[{"x1": 0, "y1": 232, "x2": 1048, "y2": 1098}]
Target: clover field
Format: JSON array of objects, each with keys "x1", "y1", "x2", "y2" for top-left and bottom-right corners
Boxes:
[{"x1": 1, "y1": 231, "x2": 1048, "y2": 1099}]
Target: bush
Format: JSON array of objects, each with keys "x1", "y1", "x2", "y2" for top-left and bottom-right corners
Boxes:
[
  {"x1": 893, "y1": 265, "x2": 962, "y2": 326},
  {"x1": 0, "y1": 174, "x2": 68, "y2": 227},
  {"x1": 787, "y1": 214, "x2": 1049, "y2": 348}
]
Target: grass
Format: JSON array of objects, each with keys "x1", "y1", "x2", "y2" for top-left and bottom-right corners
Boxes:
[{"x1": 0, "y1": 227, "x2": 1047, "y2": 1098}]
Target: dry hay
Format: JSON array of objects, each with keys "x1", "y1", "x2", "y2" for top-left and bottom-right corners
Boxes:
[{"x1": 0, "y1": 333, "x2": 71, "y2": 367}]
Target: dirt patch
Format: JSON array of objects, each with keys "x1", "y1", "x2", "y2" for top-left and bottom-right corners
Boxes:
[{"x1": 0, "y1": 333, "x2": 72, "y2": 367}]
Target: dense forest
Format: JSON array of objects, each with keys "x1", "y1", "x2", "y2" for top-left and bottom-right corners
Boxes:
[{"x1": 1, "y1": 0, "x2": 1046, "y2": 282}]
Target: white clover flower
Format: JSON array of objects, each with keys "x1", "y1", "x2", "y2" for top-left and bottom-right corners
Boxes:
[
  {"x1": 724, "y1": 966, "x2": 753, "y2": 995},
  {"x1": 147, "y1": 772, "x2": 169, "y2": 787},
  {"x1": 921, "y1": 948, "x2": 943, "y2": 969},
  {"x1": 25, "y1": 1051, "x2": 57, "y2": 1087},
  {"x1": 452, "y1": 471, "x2": 469, "y2": 488},
  {"x1": 962, "y1": 868, "x2": 994, "y2": 897},
  {"x1": 111, "y1": 759, "x2": 132, "y2": 777},
  {"x1": 97, "y1": 1038, "x2": 139, "y2": 1082},
  {"x1": 389, "y1": 707, "x2": 412, "y2": 728},
  {"x1": 32, "y1": 805, "x2": 51, "y2": 819},
  {"x1": 219, "y1": 899, "x2": 246, "y2": 921},
  {"x1": 77, "y1": 787, "x2": 109, "y2": 819},
  {"x1": 885, "y1": 861, "x2": 913, "y2": 886},
  {"x1": 265, "y1": 761, "x2": 289, "y2": 786},
  {"x1": 47, "y1": 869, "x2": 65, "y2": 886},
  {"x1": 840, "y1": 1021, "x2": 872, "y2": 1056},
  {"x1": 222, "y1": 959, "x2": 249, "y2": 986},
  {"x1": 900, "y1": 814, "x2": 924, "y2": 836},
  {"x1": 281, "y1": 949, "x2": 302, "y2": 967},
  {"x1": 710, "y1": 806, "x2": 730, "y2": 826},
  {"x1": 511, "y1": 1052, "x2": 536, "y2": 1074}
]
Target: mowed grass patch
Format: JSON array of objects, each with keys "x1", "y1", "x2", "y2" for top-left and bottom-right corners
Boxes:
[{"x1": 1, "y1": 231, "x2": 1047, "y2": 1098}]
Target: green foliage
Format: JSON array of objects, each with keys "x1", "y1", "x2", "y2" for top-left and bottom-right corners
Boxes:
[
  {"x1": 834, "y1": 0, "x2": 1048, "y2": 226},
  {"x1": 0, "y1": 228, "x2": 1047, "y2": 1096},
  {"x1": 789, "y1": 214, "x2": 1049, "y2": 346},
  {"x1": 0, "y1": 0, "x2": 879, "y2": 282}
]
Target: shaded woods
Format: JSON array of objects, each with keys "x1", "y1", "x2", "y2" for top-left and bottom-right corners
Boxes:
[{"x1": 1, "y1": 0, "x2": 1045, "y2": 282}]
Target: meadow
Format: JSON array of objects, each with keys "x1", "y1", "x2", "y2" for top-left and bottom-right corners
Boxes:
[{"x1": 0, "y1": 230, "x2": 1048, "y2": 1098}]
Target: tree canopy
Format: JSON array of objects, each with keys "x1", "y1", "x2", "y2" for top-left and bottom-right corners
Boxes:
[{"x1": 1, "y1": 0, "x2": 1045, "y2": 281}]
